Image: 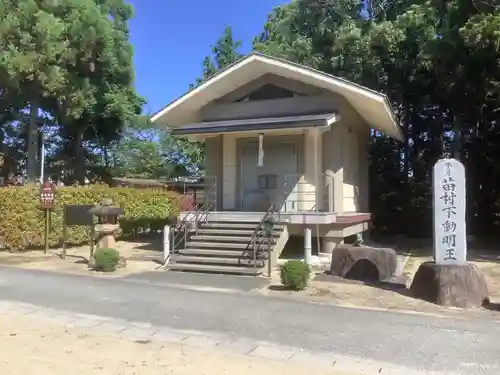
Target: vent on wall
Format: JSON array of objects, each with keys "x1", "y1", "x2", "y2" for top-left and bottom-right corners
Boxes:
[{"x1": 235, "y1": 84, "x2": 295, "y2": 102}]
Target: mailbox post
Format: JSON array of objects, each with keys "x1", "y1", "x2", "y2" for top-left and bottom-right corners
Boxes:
[{"x1": 39, "y1": 182, "x2": 56, "y2": 254}]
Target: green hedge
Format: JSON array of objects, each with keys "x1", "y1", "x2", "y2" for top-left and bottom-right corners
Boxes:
[{"x1": 0, "y1": 185, "x2": 181, "y2": 251}]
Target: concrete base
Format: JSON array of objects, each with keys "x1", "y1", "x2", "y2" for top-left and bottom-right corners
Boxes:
[{"x1": 321, "y1": 237, "x2": 343, "y2": 254}]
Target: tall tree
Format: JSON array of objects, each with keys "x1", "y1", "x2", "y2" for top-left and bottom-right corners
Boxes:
[
  {"x1": 253, "y1": 0, "x2": 500, "y2": 237},
  {"x1": 192, "y1": 25, "x2": 243, "y2": 86},
  {"x1": 54, "y1": 0, "x2": 143, "y2": 183},
  {"x1": 0, "y1": 0, "x2": 143, "y2": 183},
  {"x1": 0, "y1": 0, "x2": 70, "y2": 182},
  {"x1": 171, "y1": 25, "x2": 243, "y2": 175},
  {"x1": 109, "y1": 115, "x2": 190, "y2": 179}
]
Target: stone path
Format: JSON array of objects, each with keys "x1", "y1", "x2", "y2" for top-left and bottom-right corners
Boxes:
[
  {"x1": 1, "y1": 266, "x2": 499, "y2": 375},
  {"x1": 0, "y1": 299, "x2": 456, "y2": 375}
]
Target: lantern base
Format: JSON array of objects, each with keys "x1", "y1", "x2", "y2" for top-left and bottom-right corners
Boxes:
[{"x1": 95, "y1": 224, "x2": 120, "y2": 249}]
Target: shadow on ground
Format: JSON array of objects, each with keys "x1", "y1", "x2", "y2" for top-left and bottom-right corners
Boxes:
[
  {"x1": 483, "y1": 302, "x2": 500, "y2": 311},
  {"x1": 314, "y1": 272, "x2": 407, "y2": 291},
  {"x1": 118, "y1": 234, "x2": 163, "y2": 252}
]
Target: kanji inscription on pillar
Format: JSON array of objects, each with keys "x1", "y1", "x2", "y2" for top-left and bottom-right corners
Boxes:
[{"x1": 433, "y1": 158, "x2": 466, "y2": 265}]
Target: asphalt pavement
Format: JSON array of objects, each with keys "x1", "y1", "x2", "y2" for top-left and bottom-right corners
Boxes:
[{"x1": 0, "y1": 266, "x2": 499, "y2": 375}]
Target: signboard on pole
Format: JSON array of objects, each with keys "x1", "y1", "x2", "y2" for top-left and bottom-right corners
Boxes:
[{"x1": 39, "y1": 182, "x2": 56, "y2": 209}]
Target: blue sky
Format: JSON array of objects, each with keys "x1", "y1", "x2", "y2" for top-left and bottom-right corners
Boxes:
[{"x1": 129, "y1": 0, "x2": 287, "y2": 115}]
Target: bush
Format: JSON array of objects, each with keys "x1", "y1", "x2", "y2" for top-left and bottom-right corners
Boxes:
[
  {"x1": 94, "y1": 248, "x2": 120, "y2": 272},
  {"x1": 0, "y1": 185, "x2": 181, "y2": 251},
  {"x1": 280, "y1": 260, "x2": 311, "y2": 291}
]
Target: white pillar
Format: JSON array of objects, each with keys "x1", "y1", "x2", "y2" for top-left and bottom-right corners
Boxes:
[
  {"x1": 222, "y1": 135, "x2": 236, "y2": 210},
  {"x1": 40, "y1": 133, "x2": 45, "y2": 183},
  {"x1": 304, "y1": 227, "x2": 312, "y2": 265},
  {"x1": 163, "y1": 225, "x2": 170, "y2": 262},
  {"x1": 313, "y1": 128, "x2": 323, "y2": 211},
  {"x1": 326, "y1": 170, "x2": 334, "y2": 212}
]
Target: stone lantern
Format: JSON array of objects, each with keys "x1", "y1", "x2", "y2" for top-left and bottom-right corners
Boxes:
[{"x1": 89, "y1": 197, "x2": 124, "y2": 249}]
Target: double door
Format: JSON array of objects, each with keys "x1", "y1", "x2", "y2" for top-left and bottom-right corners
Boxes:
[{"x1": 240, "y1": 141, "x2": 298, "y2": 211}]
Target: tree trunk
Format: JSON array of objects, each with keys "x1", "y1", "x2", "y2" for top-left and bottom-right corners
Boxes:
[
  {"x1": 103, "y1": 144, "x2": 109, "y2": 168},
  {"x1": 452, "y1": 114, "x2": 462, "y2": 160},
  {"x1": 0, "y1": 128, "x2": 6, "y2": 182},
  {"x1": 402, "y1": 103, "x2": 411, "y2": 182},
  {"x1": 75, "y1": 126, "x2": 86, "y2": 184},
  {"x1": 26, "y1": 96, "x2": 39, "y2": 183}
]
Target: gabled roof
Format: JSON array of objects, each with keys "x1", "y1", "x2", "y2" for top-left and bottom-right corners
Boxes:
[
  {"x1": 171, "y1": 113, "x2": 338, "y2": 136},
  {"x1": 151, "y1": 52, "x2": 404, "y2": 141}
]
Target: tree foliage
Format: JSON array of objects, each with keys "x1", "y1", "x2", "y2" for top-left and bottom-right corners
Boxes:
[
  {"x1": 0, "y1": 0, "x2": 143, "y2": 183},
  {"x1": 108, "y1": 115, "x2": 192, "y2": 179},
  {"x1": 172, "y1": 25, "x2": 244, "y2": 175},
  {"x1": 116, "y1": 25, "x2": 247, "y2": 180},
  {"x1": 254, "y1": 0, "x2": 500, "y2": 236},
  {"x1": 1, "y1": 0, "x2": 499, "y2": 239}
]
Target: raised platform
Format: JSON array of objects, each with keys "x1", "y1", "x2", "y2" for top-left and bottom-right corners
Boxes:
[{"x1": 179, "y1": 211, "x2": 371, "y2": 226}]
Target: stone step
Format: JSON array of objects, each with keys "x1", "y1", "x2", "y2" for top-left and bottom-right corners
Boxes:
[
  {"x1": 200, "y1": 222, "x2": 282, "y2": 230},
  {"x1": 195, "y1": 228, "x2": 281, "y2": 236},
  {"x1": 168, "y1": 263, "x2": 263, "y2": 275},
  {"x1": 177, "y1": 248, "x2": 268, "y2": 258},
  {"x1": 190, "y1": 235, "x2": 275, "y2": 243},
  {"x1": 186, "y1": 241, "x2": 273, "y2": 249},
  {"x1": 174, "y1": 255, "x2": 265, "y2": 268}
]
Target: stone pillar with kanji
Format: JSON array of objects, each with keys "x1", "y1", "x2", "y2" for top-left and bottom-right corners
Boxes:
[{"x1": 409, "y1": 158, "x2": 489, "y2": 308}]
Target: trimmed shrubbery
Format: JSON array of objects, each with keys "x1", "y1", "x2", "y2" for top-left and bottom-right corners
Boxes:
[
  {"x1": 0, "y1": 185, "x2": 181, "y2": 251},
  {"x1": 94, "y1": 248, "x2": 121, "y2": 272},
  {"x1": 280, "y1": 260, "x2": 311, "y2": 291}
]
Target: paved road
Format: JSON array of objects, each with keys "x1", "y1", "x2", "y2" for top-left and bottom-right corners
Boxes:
[{"x1": 0, "y1": 266, "x2": 499, "y2": 375}]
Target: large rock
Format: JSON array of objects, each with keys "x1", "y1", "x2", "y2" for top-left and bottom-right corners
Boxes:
[
  {"x1": 409, "y1": 261, "x2": 489, "y2": 308},
  {"x1": 330, "y1": 244, "x2": 398, "y2": 282}
]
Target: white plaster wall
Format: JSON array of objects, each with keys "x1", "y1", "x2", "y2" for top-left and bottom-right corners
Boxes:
[
  {"x1": 322, "y1": 124, "x2": 344, "y2": 213},
  {"x1": 343, "y1": 132, "x2": 359, "y2": 212},
  {"x1": 203, "y1": 136, "x2": 223, "y2": 210},
  {"x1": 357, "y1": 130, "x2": 370, "y2": 212},
  {"x1": 301, "y1": 130, "x2": 317, "y2": 211},
  {"x1": 205, "y1": 85, "x2": 370, "y2": 214},
  {"x1": 201, "y1": 95, "x2": 339, "y2": 122}
]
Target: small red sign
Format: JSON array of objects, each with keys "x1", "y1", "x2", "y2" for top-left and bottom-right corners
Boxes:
[{"x1": 40, "y1": 182, "x2": 56, "y2": 209}]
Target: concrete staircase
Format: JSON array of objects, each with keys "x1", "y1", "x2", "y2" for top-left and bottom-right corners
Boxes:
[{"x1": 169, "y1": 219, "x2": 287, "y2": 275}]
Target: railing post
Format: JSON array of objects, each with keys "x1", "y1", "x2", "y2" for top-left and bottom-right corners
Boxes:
[
  {"x1": 253, "y1": 241, "x2": 257, "y2": 268},
  {"x1": 163, "y1": 224, "x2": 170, "y2": 263},
  {"x1": 267, "y1": 231, "x2": 272, "y2": 277},
  {"x1": 213, "y1": 177, "x2": 217, "y2": 212},
  {"x1": 304, "y1": 227, "x2": 312, "y2": 265}
]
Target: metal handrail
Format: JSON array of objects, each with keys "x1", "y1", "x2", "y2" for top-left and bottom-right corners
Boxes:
[
  {"x1": 243, "y1": 203, "x2": 280, "y2": 276},
  {"x1": 170, "y1": 178, "x2": 217, "y2": 259}
]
